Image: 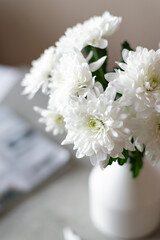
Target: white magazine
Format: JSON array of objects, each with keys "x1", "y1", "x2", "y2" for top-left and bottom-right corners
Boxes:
[{"x1": 0, "y1": 107, "x2": 70, "y2": 209}]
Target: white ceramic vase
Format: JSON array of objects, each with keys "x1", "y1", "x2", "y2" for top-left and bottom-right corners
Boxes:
[{"x1": 89, "y1": 158, "x2": 160, "y2": 239}]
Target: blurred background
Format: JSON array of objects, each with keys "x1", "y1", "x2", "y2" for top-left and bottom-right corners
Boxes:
[
  {"x1": 1, "y1": 0, "x2": 160, "y2": 68},
  {"x1": 0, "y1": 1, "x2": 160, "y2": 239}
]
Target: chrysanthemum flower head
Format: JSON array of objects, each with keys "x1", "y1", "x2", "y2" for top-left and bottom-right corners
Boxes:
[
  {"x1": 132, "y1": 111, "x2": 160, "y2": 165},
  {"x1": 56, "y1": 11, "x2": 122, "y2": 51},
  {"x1": 105, "y1": 47, "x2": 160, "y2": 112},
  {"x1": 22, "y1": 47, "x2": 56, "y2": 98},
  {"x1": 62, "y1": 86, "x2": 134, "y2": 166},
  {"x1": 34, "y1": 104, "x2": 65, "y2": 135},
  {"x1": 49, "y1": 48, "x2": 95, "y2": 112}
]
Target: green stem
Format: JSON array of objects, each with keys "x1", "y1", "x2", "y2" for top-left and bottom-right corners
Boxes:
[
  {"x1": 92, "y1": 48, "x2": 107, "y2": 90},
  {"x1": 83, "y1": 45, "x2": 108, "y2": 90}
]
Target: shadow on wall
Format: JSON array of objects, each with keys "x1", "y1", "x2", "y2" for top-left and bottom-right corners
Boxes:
[{"x1": 0, "y1": 0, "x2": 160, "y2": 68}]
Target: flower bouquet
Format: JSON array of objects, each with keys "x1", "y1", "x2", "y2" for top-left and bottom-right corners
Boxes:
[
  {"x1": 22, "y1": 11, "x2": 160, "y2": 177},
  {"x1": 22, "y1": 12, "x2": 160, "y2": 239}
]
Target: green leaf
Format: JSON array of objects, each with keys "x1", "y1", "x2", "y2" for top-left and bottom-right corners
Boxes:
[
  {"x1": 83, "y1": 46, "x2": 108, "y2": 90},
  {"x1": 129, "y1": 147, "x2": 144, "y2": 178},
  {"x1": 107, "y1": 149, "x2": 128, "y2": 166},
  {"x1": 107, "y1": 146, "x2": 144, "y2": 178},
  {"x1": 121, "y1": 41, "x2": 133, "y2": 52}
]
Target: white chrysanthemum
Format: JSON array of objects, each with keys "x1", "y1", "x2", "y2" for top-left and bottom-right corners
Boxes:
[
  {"x1": 105, "y1": 47, "x2": 160, "y2": 112},
  {"x1": 50, "y1": 49, "x2": 95, "y2": 112},
  {"x1": 22, "y1": 47, "x2": 56, "y2": 98},
  {"x1": 56, "y1": 11, "x2": 122, "y2": 51},
  {"x1": 62, "y1": 86, "x2": 134, "y2": 165},
  {"x1": 132, "y1": 112, "x2": 160, "y2": 164},
  {"x1": 34, "y1": 105, "x2": 65, "y2": 135}
]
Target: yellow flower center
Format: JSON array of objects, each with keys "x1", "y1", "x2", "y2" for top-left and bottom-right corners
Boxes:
[
  {"x1": 88, "y1": 116, "x2": 104, "y2": 132},
  {"x1": 54, "y1": 114, "x2": 64, "y2": 125},
  {"x1": 145, "y1": 75, "x2": 159, "y2": 91}
]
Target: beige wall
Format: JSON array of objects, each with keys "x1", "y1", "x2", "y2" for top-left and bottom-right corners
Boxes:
[{"x1": 0, "y1": 0, "x2": 160, "y2": 68}]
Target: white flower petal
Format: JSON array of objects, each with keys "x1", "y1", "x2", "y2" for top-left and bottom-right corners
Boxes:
[
  {"x1": 90, "y1": 38, "x2": 108, "y2": 49},
  {"x1": 89, "y1": 56, "x2": 107, "y2": 72},
  {"x1": 105, "y1": 72, "x2": 119, "y2": 82},
  {"x1": 86, "y1": 50, "x2": 93, "y2": 62},
  {"x1": 122, "y1": 49, "x2": 130, "y2": 62}
]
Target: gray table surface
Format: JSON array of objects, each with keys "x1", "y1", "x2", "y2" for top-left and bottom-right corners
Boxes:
[
  {"x1": 1, "y1": 80, "x2": 160, "y2": 240},
  {"x1": 0, "y1": 156, "x2": 160, "y2": 240}
]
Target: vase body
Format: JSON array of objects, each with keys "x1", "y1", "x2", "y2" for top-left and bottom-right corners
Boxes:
[{"x1": 89, "y1": 158, "x2": 160, "y2": 239}]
